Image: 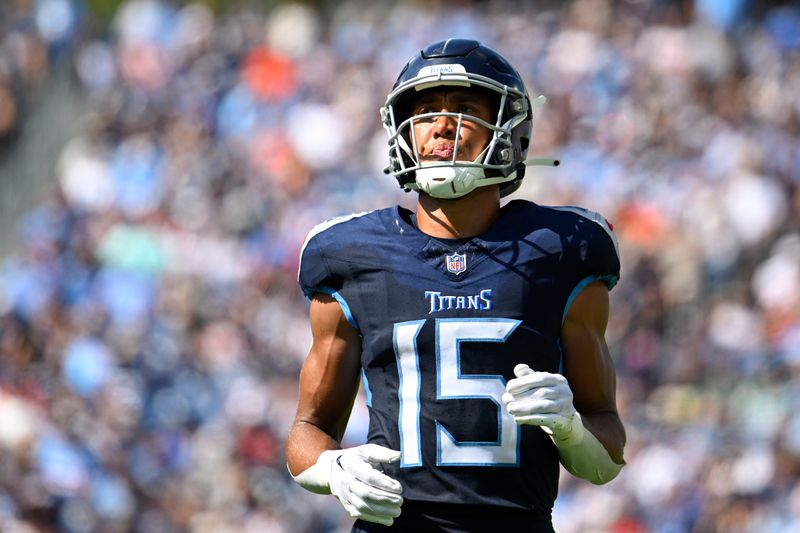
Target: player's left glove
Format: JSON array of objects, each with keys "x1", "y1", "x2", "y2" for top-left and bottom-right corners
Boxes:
[
  {"x1": 501, "y1": 363, "x2": 584, "y2": 447},
  {"x1": 502, "y1": 363, "x2": 624, "y2": 484}
]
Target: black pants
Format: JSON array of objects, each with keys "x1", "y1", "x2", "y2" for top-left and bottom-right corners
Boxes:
[{"x1": 350, "y1": 501, "x2": 555, "y2": 533}]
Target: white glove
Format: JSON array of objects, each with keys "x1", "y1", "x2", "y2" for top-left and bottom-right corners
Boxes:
[
  {"x1": 502, "y1": 363, "x2": 624, "y2": 484},
  {"x1": 501, "y1": 363, "x2": 584, "y2": 447},
  {"x1": 292, "y1": 444, "x2": 404, "y2": 526}
]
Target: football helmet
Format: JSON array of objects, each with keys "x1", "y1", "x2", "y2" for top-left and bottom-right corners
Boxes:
[{"x1": 381, "y1": 39, "x2": 542, "y2": 199}]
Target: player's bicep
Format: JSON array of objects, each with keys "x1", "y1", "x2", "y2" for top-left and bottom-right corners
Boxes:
[
  {"x1": 295, "y1": 293, "x2": 362, "y2": 442},
  {"x1": 560, "y1": 281, "x2": 617, "y2": 415}
]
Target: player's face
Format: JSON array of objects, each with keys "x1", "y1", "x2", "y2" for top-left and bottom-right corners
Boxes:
[{"x1": 410, "y1": 89, "x2": 495, "y2": 163}]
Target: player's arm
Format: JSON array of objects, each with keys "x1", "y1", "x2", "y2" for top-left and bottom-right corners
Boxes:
[
  {"x1": 286, "y1": 293, "x2": 362, "y2": 478},
  {"x1": 559, "y1": 280, "x2": 626, "y2": 470},
  {"x1": 286, "y1": 293, "x2": 404, "y2": 526},
  {"x1": 503, "y1": 281, "x2": 625, "y2": 484}
]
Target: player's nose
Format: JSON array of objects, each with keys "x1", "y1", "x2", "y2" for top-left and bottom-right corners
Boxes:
[{"x1": 431, "y1": 109, "x2": 456, "y2": 139}]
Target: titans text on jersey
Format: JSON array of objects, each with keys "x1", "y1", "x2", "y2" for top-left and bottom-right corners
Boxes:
[
  {"x1": 298, "y1": 199, "x2": 620, "y2": 530},
  {"x1": 424, "y1": 289, "x2": 493, "y2": 313}
]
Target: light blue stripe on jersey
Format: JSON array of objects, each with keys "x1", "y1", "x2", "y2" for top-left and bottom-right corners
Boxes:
[
  {"x1": 562, "y1": 274, "x2": 619, "y2": 323},
  {"x1": 316, "y1": 286, "x2": 359, "y2": 331},
  {"x1": 559, "y1": 274, "x2": 617, "y2": 373},
  {"x1": 361, "y1": 369, "x2": 373, "y2": 407},
  {"x1": 563, "y1": 275, "x2": 601, "y2": 324}
]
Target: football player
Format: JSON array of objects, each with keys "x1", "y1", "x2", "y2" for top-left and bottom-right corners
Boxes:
[{"x1": 286, "y1": 39, "x2": 626, "y2": 532}]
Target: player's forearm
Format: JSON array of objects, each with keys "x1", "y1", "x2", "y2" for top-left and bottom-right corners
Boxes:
[
  {"x1": 286, "y1": 419, "x2": 341, "y2": 482},
  {"x1": 580, "y1": 410, "x2": 625, "y2": 464},
  {"x1": 553, "y1": 411, "x2": 625, "y2": 485}
]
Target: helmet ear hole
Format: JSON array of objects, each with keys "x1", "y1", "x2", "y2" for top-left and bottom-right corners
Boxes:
[{"x1": 520, "y1": 138, "x2": 529, "y2": 152}]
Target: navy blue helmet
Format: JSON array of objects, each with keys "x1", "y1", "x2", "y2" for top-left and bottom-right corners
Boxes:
[{"x1": 381, "y1": 39, "x2": 535, "y2": 199}]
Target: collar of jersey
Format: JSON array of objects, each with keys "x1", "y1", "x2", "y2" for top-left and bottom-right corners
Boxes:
[
  {"x1": 384, "y1": 204, "x2": 532, "y2": 280},
  {"x1": 391, "y1": 201, "x2": 533, "y2": 242}
]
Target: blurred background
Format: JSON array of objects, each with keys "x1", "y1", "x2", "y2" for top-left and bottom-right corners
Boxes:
[{"x1": 0, "y1": 0, "x2": 799, "y2": 531}]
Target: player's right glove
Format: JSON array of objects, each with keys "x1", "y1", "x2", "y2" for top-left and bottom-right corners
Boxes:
[{"x1": 291, "y1": 444, "x2": 404, "y2": 526}]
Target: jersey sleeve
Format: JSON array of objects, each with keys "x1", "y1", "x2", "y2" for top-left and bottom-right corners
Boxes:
[
  {"x1": 297, "y1": 234, "x2": 343, "y2": 299},
  {"x1": 581, "y1": 212, "x2": 620, "y2": 290}
]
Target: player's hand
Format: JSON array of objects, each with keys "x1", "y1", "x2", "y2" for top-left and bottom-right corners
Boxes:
[
  {"x1": 327, "y1": 444, "x2": 404, "y2": 526},
  {"x1": 502, "y1": 364, "x2": 583, "y2": 446}
]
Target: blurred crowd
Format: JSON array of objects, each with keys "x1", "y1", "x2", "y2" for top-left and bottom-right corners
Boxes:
[
  {"x1": 0, "y1": 0, "x2": 79, "y2": 148},
  {"x1": 1, "y1": 0, "x2": 799, "y2": 531}
]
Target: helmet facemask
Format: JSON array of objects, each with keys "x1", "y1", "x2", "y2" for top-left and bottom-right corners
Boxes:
[{"x1": 381, "y1": 71, "x2": 531, "y2": 199}]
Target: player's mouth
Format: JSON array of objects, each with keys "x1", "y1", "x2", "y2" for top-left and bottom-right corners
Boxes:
[{"x1": 425, "y1": 144, "x2": 455, "y2": 160}]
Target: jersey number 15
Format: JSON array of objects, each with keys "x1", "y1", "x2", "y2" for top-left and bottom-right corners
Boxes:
[{"x1": 393, "y1": 318, "x2": 521, "y2": 467}]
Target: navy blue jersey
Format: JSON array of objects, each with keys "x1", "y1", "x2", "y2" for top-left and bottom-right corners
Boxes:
[{"x1": 298, "y1": 199, "x2": 619, "y2": 531}]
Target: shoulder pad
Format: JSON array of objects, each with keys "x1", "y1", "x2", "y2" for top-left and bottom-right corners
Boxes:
[
  {"x1": 548, "y1": 206, "x2": 619, "y2": 259},
  {"x1": 297, "y1": 210, "x2": 375, "y2": 282}
]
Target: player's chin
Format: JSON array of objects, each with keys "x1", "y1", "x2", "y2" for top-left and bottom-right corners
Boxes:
[{"x1": 420, "y1": 155, "x2": 451, "y2": 163}]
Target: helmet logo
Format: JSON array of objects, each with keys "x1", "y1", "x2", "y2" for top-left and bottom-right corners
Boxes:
[
  {"x1": 417, "y1": 64, "x2": 468, "y2": 77},
  {"x1": 445, "y1": 253, "x2": 467, "y2": 274}
]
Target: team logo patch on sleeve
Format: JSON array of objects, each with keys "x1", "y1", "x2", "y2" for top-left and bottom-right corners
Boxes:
[{"x1": 445, "y1": 253, "x2": 467, "y2": 274}]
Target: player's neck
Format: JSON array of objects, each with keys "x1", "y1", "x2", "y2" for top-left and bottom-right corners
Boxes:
[{"x1": 415, "y1": 187, "x2": 501, "y2": 239}]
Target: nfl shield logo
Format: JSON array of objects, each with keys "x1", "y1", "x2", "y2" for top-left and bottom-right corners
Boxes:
[{"x1": 446, "y1": 253, "x2": 467, "y2": 274}]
